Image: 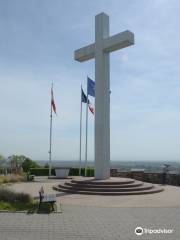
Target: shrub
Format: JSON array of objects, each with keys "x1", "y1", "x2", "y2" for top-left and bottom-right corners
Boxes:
[
  {"x1": 69, "y1": 168, "x2": 94, "y2": 176},
  {"x1": 29, "y1": 168, "x2": 55, "y2": 176},
  {"x1": 86, "y1": 168, "x2": 94, "y2": 177},
  {"x1": 7, "y1": 174, "x2": 25, "y2": 183},
  {"x1": 29, "y1": 167, "x2": 94, "y2": 177},
  {"x1": 0, "y1": 188, "x2": 32, "y2": 203},
  {"x1": 0, "y1": 174, "x2": 25, "y2": 184},
  {"x1": 16, "y1": 192, "x2": 32, "y2": 203},
  {"x1": 69, "y1": 168, "x2": 80, "y2": 176},
  {"x1": 0, "y1": 178, "x2": 4, "y2": 185}
]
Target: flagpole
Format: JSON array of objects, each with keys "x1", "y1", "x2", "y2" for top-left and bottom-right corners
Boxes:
[
  {"x1": 79, "y1": 85, "x2": 83, "y2": 176},
  {"x1": 85, "y1": 77, "x2": 89, "y2": 177},
  {"x1": 49, "y1": 82, "x2": 53, "y2": 177}
]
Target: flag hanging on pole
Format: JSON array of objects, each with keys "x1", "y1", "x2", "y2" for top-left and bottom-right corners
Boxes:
[
  {"x1": 51, "y1": 87, "x2": 57, "y2": 114},
  {"x1": 87, "y1": 77, "x2": 95, "y2": 97},
  {"x1": 84, "y1": 77, "x2": 95, "y2": 177},
  {"x1": 81, "y1": 88, "x2": 89, "y2": 104},
  {"x1": 82, "y1": 88, "x2": 94, "y2": 115},
  {"x1": 49, "y1": 82, "x2": 57, "y2": 176},
  {"x1": 88, "y1": 101, "x2": 94, "y2": 115}
]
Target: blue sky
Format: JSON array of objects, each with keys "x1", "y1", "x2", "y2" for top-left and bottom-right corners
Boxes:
[{"x1": 0, "y1": 0, "x2": 180, "y2": 162}]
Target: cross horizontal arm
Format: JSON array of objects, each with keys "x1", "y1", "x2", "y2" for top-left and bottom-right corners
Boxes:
[
  {"x1": 74, "y1": 30, "x2": 134, "y2": 62},
  {"x1": 74, "y1": 43, "x2": 95, "y2": 62},
  {"x1": 103, "y1": 30, "x2": 134, "y2": 53}
]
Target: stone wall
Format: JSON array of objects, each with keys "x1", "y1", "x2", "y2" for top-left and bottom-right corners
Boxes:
[{"x1": 110, "y1": 169, "x2": 180, "y2": 186}]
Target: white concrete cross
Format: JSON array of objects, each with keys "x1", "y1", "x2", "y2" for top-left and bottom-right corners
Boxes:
[{"x1": 74, "y1": 12, "x2": 134, "y2": 179}]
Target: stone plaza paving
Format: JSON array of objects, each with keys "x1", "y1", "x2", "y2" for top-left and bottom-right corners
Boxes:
[
  {"x1": 0, "y1": 206, "x2": 179, "y2": 240},
  {"x1": 0, "y1": 177, "x2": 179, "y2": 240}
]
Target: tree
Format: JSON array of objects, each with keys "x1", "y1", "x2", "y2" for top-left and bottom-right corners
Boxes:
[
  {"x1": 0, "y1": 154, "x2": 6, "y2": 166},
  {"x1": 8, "y1": 155, "x2": 21, "y2": 174},
  {"x1": 22, "y1": 158, "x2": 39, "y2": 172},
  {"x1": 7, "y1": 155, "x2": 39, "y2": 174},
  {"x1": 8, "y1": 155, "x2": 29, "y2": 174},
  {"x1": 0, "y1": 154, "x2": 7, "y2": 174},
  {"x1": 44, "y1": 163, "x2": 49, "y2": 168}
]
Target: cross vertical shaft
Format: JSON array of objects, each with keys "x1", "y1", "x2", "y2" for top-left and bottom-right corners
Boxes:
[
  {"x1": 74, "y1": 12, "x2": 134, "y2": 180},
  {"x1": 95, "y1": 13, "x2": 110, "y2": 179}
]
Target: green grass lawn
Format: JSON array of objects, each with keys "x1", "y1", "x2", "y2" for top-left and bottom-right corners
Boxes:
[
  {"x1": 0, "y1": 200, "x2": 39, "y2": 211},
  {"x1": 0, "y1": 200, "x2": 53, "y2": 213}
]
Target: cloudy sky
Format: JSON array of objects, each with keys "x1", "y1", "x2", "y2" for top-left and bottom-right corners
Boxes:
[{"x1": 0, "y1": 0, "x2": 180, "y2": 162}]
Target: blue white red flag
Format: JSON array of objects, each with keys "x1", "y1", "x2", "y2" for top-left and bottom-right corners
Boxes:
[{"x1": 81, "y1": 87, "x2": 94, "y2": 115}]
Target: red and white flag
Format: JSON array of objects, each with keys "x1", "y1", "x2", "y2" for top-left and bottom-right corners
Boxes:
[{"x1": 51, "y1": 87, "x2": 57, "y2": 114}]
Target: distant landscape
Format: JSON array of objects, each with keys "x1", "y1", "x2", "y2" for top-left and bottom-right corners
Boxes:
[{"x1": 37, "y1": 160, "x2": 180, "y2": 173}]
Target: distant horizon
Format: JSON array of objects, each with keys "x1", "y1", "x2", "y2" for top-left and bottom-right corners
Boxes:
[
  {"x1": 36, "y1": 159, "x2": 180, "y2": 163},
  {"x1": 36, "y1": 159, "x2": 180, "y2": 172}
]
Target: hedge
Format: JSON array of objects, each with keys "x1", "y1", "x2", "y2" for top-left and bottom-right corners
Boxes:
[
  {"x1": 69, "y1": 168, "x2": 94, "y2": 176},
  {"x1": 29, "y1": 168, "x2": 55, "y2": 176},
  {"x1": 29, "y1": 167, "x2": 94, "y2": 177}
]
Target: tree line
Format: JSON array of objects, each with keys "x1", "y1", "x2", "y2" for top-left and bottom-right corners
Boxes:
[{"x1": 0, "y1": 154, "x2": 40, "y2": 174}]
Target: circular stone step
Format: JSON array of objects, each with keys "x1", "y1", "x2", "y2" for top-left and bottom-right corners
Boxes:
[
  {"x1": 71, "y1": 177, "x2": 135, "y2": 185},
  {"x1": 58, "y1": 183, "x2": 153, "y2": 192},
  {"x1": 65, "y1": 181, "x2": 143, "y2": 188},
  {"x1": 53, "y1": 177, "x2": 164, "y2": 196},
  {"x1": 53, "y1": 185, "x2": 163, "y2": 195}
]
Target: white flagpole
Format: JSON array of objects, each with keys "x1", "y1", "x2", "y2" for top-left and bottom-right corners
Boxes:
[
  {"x1": 79, "y1": 85, "x2": 83, "y2": 176},
  {"x1": 49, "y1": 82, "x2": 53, "y2": 177},
  {"x1": 85, "y1": 77, "x2": 89, "y2": 177}
]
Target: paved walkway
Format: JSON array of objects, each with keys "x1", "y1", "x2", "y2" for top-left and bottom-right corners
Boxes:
[
  {"x1": 1, "y1": 177, "x2": 179, "y2": 239},
  {"x1": 0, "y1": 206, "x2": 179, "y2": 240},
  {"x1": 8, "y1": 177, "x2": 180, "y2": 207}
]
